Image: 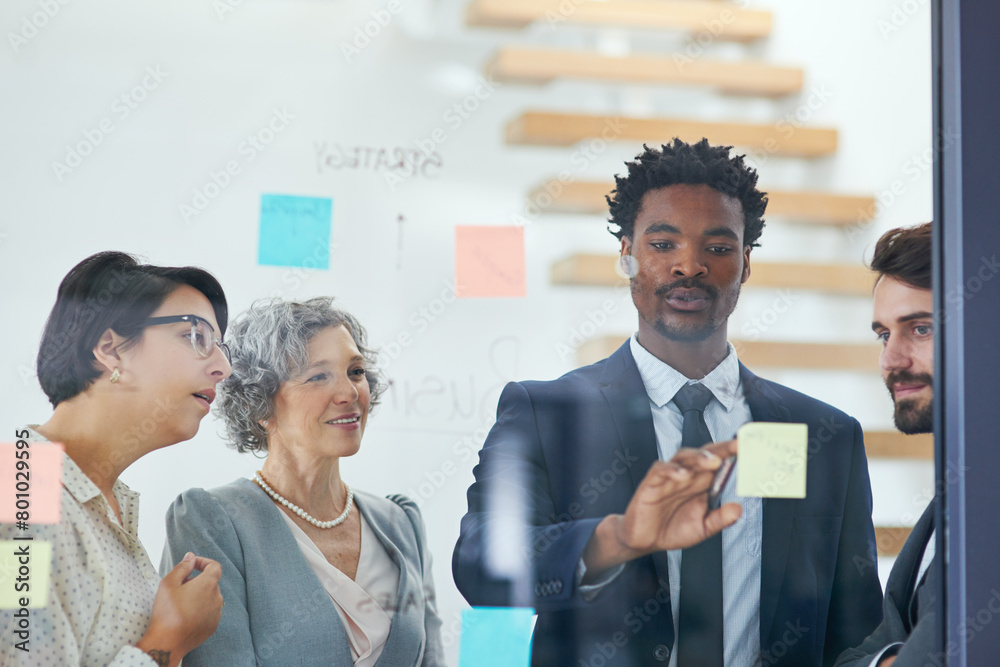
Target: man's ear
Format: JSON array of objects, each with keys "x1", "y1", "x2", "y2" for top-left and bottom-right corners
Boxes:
[
  {"x1": 742, "y1": 245, "x2": 752, "y2": 284},
  {"x1": 618, "y1": 236, "x2": 639, "y2": 278},
  {"x1": 92, "y1": 328, "x2": 127, "y2": 375}
]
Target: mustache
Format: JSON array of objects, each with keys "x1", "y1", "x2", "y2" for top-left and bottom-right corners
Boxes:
[
  {"x1": 885, "y1": 370, "x2": 933, "y2": 396},
  {"x1": 653, "y1": 278, "x2": 720, "y2": 299}
]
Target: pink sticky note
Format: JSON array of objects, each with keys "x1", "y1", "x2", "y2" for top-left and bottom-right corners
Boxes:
[
  {"x1": 0, "y1": 442, "x2": 64, "y2": 525},
  {"x1": 455, "y1": 226, "x2": 526, "y2": 298}
]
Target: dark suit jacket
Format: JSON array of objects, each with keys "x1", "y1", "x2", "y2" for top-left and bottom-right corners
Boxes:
[
  {"x1": 835, "y1": 502, "x2": 937, "y2": 667},
  {"x1": 453, "y1": 342, "x2": 883, "y2": 666}
]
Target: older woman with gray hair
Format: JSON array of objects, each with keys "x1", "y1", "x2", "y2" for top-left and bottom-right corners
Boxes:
[{"x1": 161, "y1": 297, "x2": 444, "y2": 667}]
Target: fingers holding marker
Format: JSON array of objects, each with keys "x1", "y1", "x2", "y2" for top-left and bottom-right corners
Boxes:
[
  {"x1": 642, "y1": 459, "x2": 692, "y2": 489},
  {"x1": 177, "y1": 553, "x2": 221, "y2": 585},
  {"x1": 672, "y1": 438, "x2": 737, "y2": 471},
  {"x1": 638, "y1": 439, "x2": 738, "y2": 487},
  {"x1": 704, "y1": 502, "x2": 743, "y2": 534},
  {"x1": 171, "y1": 552, "x2": 197, "y2": 583},
  {"x1": 670, "y1": 448, "x2": 719, "y2": 474},
  {"x1": 705, "y1": 438, "x2": 738, "y2": 461},
  {"x1": 636, "y1": 460, "x2": 710, "y2": 507},
  {"x1": 187, "y1": 556, "x2": 221, "y2": 581}
]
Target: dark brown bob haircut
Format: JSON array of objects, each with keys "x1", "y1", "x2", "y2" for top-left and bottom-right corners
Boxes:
[{"x1": 36, "y1": 251, "x2": 228, "y2": 407}]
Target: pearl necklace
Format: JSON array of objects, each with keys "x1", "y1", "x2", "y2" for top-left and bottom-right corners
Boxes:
[{"x1": 254, "y1": 471, "x2": 354, "y2": 529}]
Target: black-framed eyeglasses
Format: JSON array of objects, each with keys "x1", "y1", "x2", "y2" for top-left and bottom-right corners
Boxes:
[{"x1": 142, "y1": 314, "x2": 231, "y2": 364}]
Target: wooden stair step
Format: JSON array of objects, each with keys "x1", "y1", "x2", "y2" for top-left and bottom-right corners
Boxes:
[
  {"x1": 875, "y1": 526, "x2": 914, "y2": 557},
  {"x1": 552, "y1": 254, "x2": 873, "y2": 295},
  {"x1": 864, "y1": 431, "x2": 934, "y2": 461},
  {"x1": 575, "y1": 335, "x2": 881, "y2": 371},
  {"x1": 529, "y1": 180, "x2": 874, "y2": 225},
  {"x1": 488, "y1": 47, "x2": 803, "y2": 96},
  {"x1": 467, "y1": 0, "x2": 772, "y2": 40},
  {"x1": 575, "y1": 338, "x2": 933, "y2": 464},
  {"x1": 508, "y1": 111, "x2": 838, "y2": 157}
]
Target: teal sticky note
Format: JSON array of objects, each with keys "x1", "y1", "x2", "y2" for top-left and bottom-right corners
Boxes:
[
  {"x1": 459, "y1": 607, "x2": 535, "y2": 667},
  {"x1": 258, "y1": 194, "x2": 332, "y2": 268}
]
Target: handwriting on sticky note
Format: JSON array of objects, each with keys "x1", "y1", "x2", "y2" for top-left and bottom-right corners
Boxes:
[
  {"x1": 454, "y1": 226, "x2": 526, "y2": 298},
  {"x1": 736, "y1": 422, "x2": 807, "y2": 498},
  {"x1": 459, "y1": 607, "x2": 535, "y2": 667},
  {"x1": 0, "y1": 540, "x2": 53, "y2": 609},
  {"x1": 258, "y1": 194, "x2": 333, "y2": 269},
  {"x1": 0, "y1": 441, "x2": 63, "y2": 524}
]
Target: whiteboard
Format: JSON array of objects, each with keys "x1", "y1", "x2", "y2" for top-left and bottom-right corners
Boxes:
[{"x1": 1, "y1": 0, "x2": 933, "y2": 661}]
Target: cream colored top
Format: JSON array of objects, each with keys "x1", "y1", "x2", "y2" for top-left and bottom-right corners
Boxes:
[
  {"x1": 278, "y1": 508, "x2": 400, "y2": 666},
  {"x1": 0, "y1": 426, "x2": 159, "y2": 666}
]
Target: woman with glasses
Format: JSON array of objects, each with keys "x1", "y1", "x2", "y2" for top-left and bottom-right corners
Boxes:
[
  {"x1": 161, "y1": 298, "x2": 444, "y2": 667},
  {"x1": 0, "y1": 251, "x2": 228, "y2": 667}
]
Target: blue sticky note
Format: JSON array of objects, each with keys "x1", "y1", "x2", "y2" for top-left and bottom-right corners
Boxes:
[
  {"x1": 258, "y1": 194, "x2": 332, "y2": 268},
  {"x1": 459, "y1": 607, "x2": 535, "y2": 667}
]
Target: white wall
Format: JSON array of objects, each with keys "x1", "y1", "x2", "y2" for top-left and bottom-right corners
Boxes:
[{"x1": 1, "y1": 0, "x2": 932, "y2": 662}]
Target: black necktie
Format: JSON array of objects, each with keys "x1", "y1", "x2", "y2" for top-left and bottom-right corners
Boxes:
[{"x1": 674, "y1": 383, "x2": 725, "y2": 667}]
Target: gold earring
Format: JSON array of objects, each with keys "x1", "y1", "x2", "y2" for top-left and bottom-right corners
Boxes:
[{"x1": 109, "y1": 368, "x2": 120, "y2": 383}]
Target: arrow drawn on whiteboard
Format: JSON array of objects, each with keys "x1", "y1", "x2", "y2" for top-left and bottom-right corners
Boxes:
[{"x1": 396, "y1": 214, "x2": 404, "y2": 270}]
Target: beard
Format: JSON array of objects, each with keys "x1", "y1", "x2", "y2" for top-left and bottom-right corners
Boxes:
[
  {"x1": 640, "y1": 278, "x2": 740, "y2": 343},
  {"x1": 886, "y1": 370, "x2": 934, "y2": 434}
]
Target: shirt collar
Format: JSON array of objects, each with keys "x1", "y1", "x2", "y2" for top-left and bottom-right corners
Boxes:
[
  {"x1": 24, "y1": 425, "x2": 139, "y2": 529},
  {"x1": 629, "y1": 334, "x2": 742, "y2": 411}
]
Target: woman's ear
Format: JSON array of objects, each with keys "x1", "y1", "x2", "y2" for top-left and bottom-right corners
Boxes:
[{"x1": 92, "y1": 328, "x2": 127, "y2": 376}]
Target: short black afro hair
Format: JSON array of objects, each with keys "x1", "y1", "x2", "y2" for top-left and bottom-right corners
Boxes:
[{"x1": 607, "y1": 138, "x2": 768, "y2": 247}]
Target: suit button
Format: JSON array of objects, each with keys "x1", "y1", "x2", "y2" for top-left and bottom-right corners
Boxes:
[
  {"x1": 554, "y1": 580, "x2": 563, "y2": 593},
  {"x1": 653, "y1": 644, "x2": 670, "y2": 662},
  {"x1": 534, "y1": 583, "x2": 542, "y2": 596}
]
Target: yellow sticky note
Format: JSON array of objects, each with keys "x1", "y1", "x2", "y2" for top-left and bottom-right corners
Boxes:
[
  {"x1": 455, "y1": 226, "x2": 526, "y2": 298},
  {"x1": 736, "y1": 422, "x2": 807, "y2": 498},
  {"x1": 0, "y1": 540, "x2": 53, "y2": 609},
  {"x1": 0, "y1": 442, "x2": 64, "y2": 524}
]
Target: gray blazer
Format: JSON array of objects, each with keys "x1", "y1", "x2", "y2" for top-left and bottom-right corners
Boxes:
[{"x1": 161, "y1": 478, "x2": 444, "y2": 667}]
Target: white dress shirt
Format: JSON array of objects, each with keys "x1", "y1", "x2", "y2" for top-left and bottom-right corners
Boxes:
[
  {"x1": 629, "y1": 335, "x2": 762, "y2": 667},
  {"x1": 0, "y1": 426, "x2": 159, "y2": 666}
]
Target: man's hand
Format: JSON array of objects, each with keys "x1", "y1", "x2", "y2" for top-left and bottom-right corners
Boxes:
[
  {"x1": 582, "y1": 440, "x2": 743, "y2": 579},
  {"x1": 135, "y1": 552, "x2": 224, "y2": 667}
]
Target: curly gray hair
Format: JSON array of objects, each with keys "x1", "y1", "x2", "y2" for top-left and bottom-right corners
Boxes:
[{"x1": 216, "y1": 297, "x2": 386, "y2": 454}]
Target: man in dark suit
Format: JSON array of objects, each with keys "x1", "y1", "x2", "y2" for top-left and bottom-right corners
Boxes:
[
  {"x1": 453, "y1": 139, "x2": 883, "y2": 666},
  {"x1": 836, "y1": 223, "x2": 937, "y2": 667}
]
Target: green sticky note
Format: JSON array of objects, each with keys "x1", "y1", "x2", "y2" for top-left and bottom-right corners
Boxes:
[
  {"x1": 0, "y1": 540, "x2": 52, "y2": 609},
  {"x1": 459, "y1": 607, "x2": 535, "y2": 667},
  {"x1": 736, "y1": 422, "x2": 808, "y2": 498}
]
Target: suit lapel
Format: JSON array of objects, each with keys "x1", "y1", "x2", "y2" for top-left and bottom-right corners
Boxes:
[
  {"x1": 236, "y1": 478, "x2": 353, "y2": 661},
  {"x1": 598, "y1": 343, "x2": 672, "y2": 590},
  {"x1": 913, "y1": 551, "x2": 938, "y2": 628},
  {"x1": 355, "y1": 495, "x2": 417, "y2": 666},
  {"x1": 739, "y1": 364, "x2": 794, "y2": 646},
  {"x1": 902, "y1": 502, "x2": 936, "y2": 626}
]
